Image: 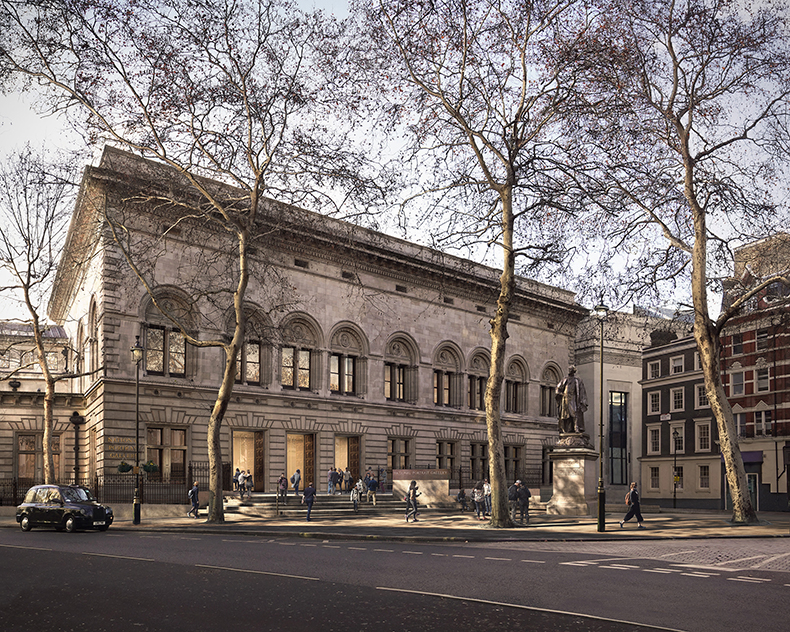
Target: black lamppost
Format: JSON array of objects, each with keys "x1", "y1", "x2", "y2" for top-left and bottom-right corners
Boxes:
[
  {"x1": 593, "y1": 304, "x2": 609, "y2": 532},
  {"x1": 672, "y1": 428, "x2": 679, "y2": 509},
  {"x1": 70, "y1": 412, "x2": 85, "y2": 483},
  {"x1": 131, "y1": 335, "x2": 145, "y2": 525}
]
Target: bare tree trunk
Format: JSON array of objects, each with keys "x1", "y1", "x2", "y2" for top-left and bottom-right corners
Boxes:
[{"x1": 486, "y1": 185, "x2": 515, "y2": 528}]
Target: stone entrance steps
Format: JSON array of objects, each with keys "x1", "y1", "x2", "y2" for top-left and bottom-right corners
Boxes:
[{"x1": 223, "y1": 492, "x2": 548, "y2": 519}]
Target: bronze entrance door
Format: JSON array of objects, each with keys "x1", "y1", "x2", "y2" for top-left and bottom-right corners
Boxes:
[
  {"x1": 287, "y1": 433, "x2": 315, "y2": 489},
  {"x1": 333, "y1": 435, "x2": 360, "y2": 481},
  {"x1": 232, "y1": 430, "x2": 265, "y2": 491}
]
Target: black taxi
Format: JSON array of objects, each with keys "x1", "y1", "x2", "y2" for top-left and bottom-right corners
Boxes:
[{"x1": 16, "y1": 485, "x2": 113, "y2": 532}]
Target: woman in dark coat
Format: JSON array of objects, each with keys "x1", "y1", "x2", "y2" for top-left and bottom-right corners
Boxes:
[{"x1": 620, "y1": 481, "x2": 645, "y2": 529}]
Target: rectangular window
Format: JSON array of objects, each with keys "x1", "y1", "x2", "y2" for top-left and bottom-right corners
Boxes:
[
  {"x1": 436, "y1": 441, "x2": 455, "y2": 470},
  {"x1": 648, "y1": 361, "x2": 660, "y2": 379},
  {"x1": 470, "y1": 442, "x2": 488, "y2": 480},
  {"x1": 540, "y1": 385, "x2": 556, "y2": 417},
  {"x1": 434, "y1": 370, "x2": 455, "y2": 407},
  {"x1": 756, "y1": 410, "x2": 772, "y2": 436},
  {"x1": 671, "y1": 356, "x2": 684, "y2": 374},
  {"x1": 648, "y1": 391, "x2": 661, "y2": 415},
  {"x1": 236, "y1": 341, "x2": 261, "y2": 385},
  {"x1": 671, "y1": 426, "x2": 684, "y2": 454},
  {"x1": 699, "y1": 465, "x2": 710, "y2": 489},
  {"x1": 756, "y1": 328, "x2": 770, "y2": 350},
  {"x1": 504, "y1": 445, "x2": 521, "y2": 481},
  {"x1": 650, "y1": 466, "x2": 660, "y2": 490},
  {"x1": 505, "y1": 380, "x2": 520, "y2": 413},
  {"x1": 696, "y1": 422, "x2": 711, "y2": 452},
  {"x1": 468, "y1": 376, "x2": 486, "y2": 410},
  {"x1": 732, "y1": 333, "x2": 743, "y2": 355},
  {"x1": 146, "y1": 326, "x2": 186, "y2": 377},
  {"x1": 384, "y1": 363, "x2": 405, "y2": 401},
  {"x1": 694, "y1": 352, "x2": 702, "y2": 371},
  {"x1": 146, "y1": 426, "x2": 187, "y2": 479},
  {"x1": 388, "y1": 438, "x2": 411, "y2": 471},
  {"x1": 696, "y1": 384, "x2": 709, "y2": 408},
  {"x1": 735, "y1": 412, "x2": 747, "y2": 437},
  {"x1": 609, "y1": 392, "x2": 628, "y2": 486},
  {"x1": 756, "y1": 368, "x2": 769, "y2": 392},
  {"x1": 17, "y1": 433, "x2": 60, "y2": 481},
  {"x1": 647, "y1": 426, "x2": 660, "y2": 455},
  {"x1": 671, "y1": 387, "x2": 684, "y2": 412},
  {"x1": 674, "y1": 465, "x2": 684, "y2": 490},
  {"x1": 281, "y1": 347, "x2": 311, "y2": 390},
  {"x1": 731, "y1": 372, "x2": 744, "y2": 396}
]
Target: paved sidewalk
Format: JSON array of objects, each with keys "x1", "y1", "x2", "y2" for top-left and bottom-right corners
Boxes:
[{"x1": 5, "y1": 508, "x2": 786, "y2": 542}]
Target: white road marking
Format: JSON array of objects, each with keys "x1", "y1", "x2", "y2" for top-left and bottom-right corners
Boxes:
[
  {"x1": 484, "y1": 557, "x2": 512, "y2": 561},
  {"x1": 0, "y1": 543, "x2": 52, "y2": 552},
  {"x1": 376, "y1": 586, "x2": 687, "y2": 632},
  {"x1": 374, "y1": 549, "x2": 394, "y2": 553},
  {"x1": 403, "y1": 551, "x2": 423, "y2": 555},
  {"x1": 680, "y1": 573, "x2": 715, "y2": 578},
  {"x1": 348, "y1": 547, "x2": 367, "y2": 551},
  {"x1": 658, "y1": 550, "x2": 697, "y2": 558},
  {"x1": 728, "y1": 576, "x2": 771, "y2": 584},
  {"x1": 300, "y1": 543, "x2": 317, "y2": 547},
  {"x1": 520, "y1": 560, "x2": 546, "y2": 564},
  {"x1": 322, "y1": 545, "x2": 340, "y2": 548},
  {"x1": 431, "y1": 553, "x2": 446, "y2": 557},
  {"x1": 452, "y1": 555, "x2": 475, "y2": 559},
  {"x1": 751, "y1": 552, "x2": 790, "y2": 568},
  {"x1": 83, "y1": 552, "x2": 154, "y2": 562},
  {"x1": 196, "y1": 564, "x2": 318, "y2": 581}
]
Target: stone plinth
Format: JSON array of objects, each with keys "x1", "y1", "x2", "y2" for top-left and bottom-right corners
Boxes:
[{"x1": 546, "y1": 447, "x2": 599, "y2": 516}]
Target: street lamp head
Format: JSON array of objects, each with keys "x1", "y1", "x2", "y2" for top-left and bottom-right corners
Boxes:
[
  {"x1": 592, "y1": 304, "x2": 610, "y2": 321},
  {"x1": 672, "y1": 428, "x2": 679, "y2": 439},
  {"x1": 131, "y1": 335, "x2": 145, "y2": 364}
]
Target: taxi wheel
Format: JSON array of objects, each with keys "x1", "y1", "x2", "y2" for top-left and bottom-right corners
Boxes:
[{"x1": 20, "y1": 515, "x2": 32, "y2": 532}]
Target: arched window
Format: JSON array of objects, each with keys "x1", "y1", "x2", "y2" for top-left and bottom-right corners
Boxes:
[
  {"x1": 433, "y1": 343, "x2": 463, "y2": 408},
  {"x1": 541, "y1": 366, "x2": 561, "y2": 417},
  {"x1": 232, "y1": 307, "x2": 273, "y2": 387},
  {"x1": 384, "y1": 334, "x2": 419, "y2": 404},
  {"x1": 280, "y1": 314, "x2": 322, "y2": 391},
  {"x1": 143, "y1": 290, "x2": 196, "y2": 378},
  {"x1": 504, "y1": 358, "x2": 529, "y2": 414},
  {"x1": 329, "y1": 323, "x2": 368, "y2": 397},
  {"x1": 467, "y1": 350, "x2": 490, "y2": 411}
]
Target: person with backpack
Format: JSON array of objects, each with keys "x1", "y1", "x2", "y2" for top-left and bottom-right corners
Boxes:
[
  {"x1": 620, "y1": 481, "x2": 645, "y2": 529},
  {"x1": 277, "y1": 473, "x2": 288, "y2": 504},
  {"x1": 237, "y1": 469, "x2": 247, "y2": 500},
  {"x1": 291, "y1": 469, "x2": 301, "y2": 497},
  {"x1": 187, "y1": 481, "x2": 199, "y2": 518},
  {"x1": 456, "y1": 488, "x2": 468, "y2": 512},
  {"x1": 366, "y1": 475, "x2": 379, "y2": 506},
  {"x1": 508, "y1": 480, "x2": 519, "y2": 521},
  {"x1": 472, "y1": 481, "x2": 486, "y2": 520},
  {"x1": 515, "y1": 480, "x2": 531, "y2": 524}
]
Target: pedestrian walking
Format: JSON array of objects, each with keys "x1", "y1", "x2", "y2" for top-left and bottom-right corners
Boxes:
[
  {"x1": 515, "y1": 480, "x2": 531, "y2": 524},
  {"x1": 456, "y1": 488, "x2": 468, "y2": 512},
  {"x1": 291, "y1": 468, "x2": 301, "y2": 497},
  {"x1": 331, "y1": 468, "x2": 342, "y2": 494},
  {"x1": 405, "y1": 480, "x2": 421, "y2": 522},
  {"x1": 245, "y1": 469, "x2": 253, "y2": 497},
  {"x1": 277, "y1": 472, "x2": 288, "y2": 504},
  {"x1": 472, "y1": 481, "x2": 486, "y2": 520},
  {"x1": 187, "y1": 481, "x2": 199, "y2": 518},
  {"x1": 327, "y1": 467, "x2": 334, "y2": 495},
  {"x1": 350, "y1": 480, "x2": 363, "y2": 513},
  {"x1": 620, "y1": 482, "x2": 645, "y2": 529},
  {"x1": 232, "y1": 468, "x2": 240, "y2": 491},
  {"x1": 366, "y1": 476, "x2": 379, "y2": 506},
  {"x1": 483, "y1": 478, "x2": 492, "y2": 516},
  {"x1": 237, "y1": 469, "x2": 247, "y2": 500},
  {"x1": 303, "y1": 481, "x2": 316, "y2": 521},
  {"x1": 508, "y1": 480, "x2": 519, "y2": 520}
]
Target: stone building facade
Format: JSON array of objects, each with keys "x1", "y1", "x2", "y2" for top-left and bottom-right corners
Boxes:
[{"x1": 3, "y1": 147, "x2": 589, "y2": 495}]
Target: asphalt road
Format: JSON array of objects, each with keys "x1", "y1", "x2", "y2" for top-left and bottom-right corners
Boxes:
[{"x1": 1, "y1": 528, "x2": 787, "y2": 632}]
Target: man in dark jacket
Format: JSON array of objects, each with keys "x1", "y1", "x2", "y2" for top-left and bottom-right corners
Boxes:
[
  {"x1": 366, "y1": 476, "x2": 379, "y2": 506},
  {"x1": 187, "y1": 481, "x2": 199, "y2": 518},
  {"x1": 514, "y1": 480, "x2": 531, "y2": 524}
]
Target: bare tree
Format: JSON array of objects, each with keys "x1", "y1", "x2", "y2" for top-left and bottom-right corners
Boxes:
[
  {"x1": 352, "y1": 0, "x2": 594, "y2": 527},
  {"x1": 575, "y1": 0, "x2": 790, "y2": 522},
  {"x1": 0, "y1": 145, "x2": 77, "y2": 484},
  {"x1": 1, "y1": 0, "x2": 373, "y2": 521}
]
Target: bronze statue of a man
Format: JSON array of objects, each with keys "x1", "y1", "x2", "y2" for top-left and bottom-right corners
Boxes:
[{"x1": 555, "y1": 365, "x2": 588, "y2": 434}]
